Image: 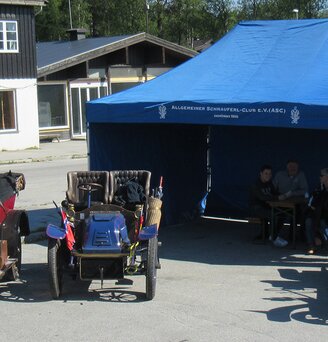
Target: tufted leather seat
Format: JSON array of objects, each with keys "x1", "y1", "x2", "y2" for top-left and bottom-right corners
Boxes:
[
  {"x1": 109, "y1": 170, "x2": 151, "y2": 205},
  {"x1": 66, "y1": 171, "x2": 110, "y2": 210}
]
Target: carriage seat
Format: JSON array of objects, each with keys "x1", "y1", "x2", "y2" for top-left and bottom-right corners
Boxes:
[
  {"x1": 109, "y1": 170, "x2": 151, "y2": 210},
  {"x1": 65, "y1": 171, "x2": 110, "y2": 211}
]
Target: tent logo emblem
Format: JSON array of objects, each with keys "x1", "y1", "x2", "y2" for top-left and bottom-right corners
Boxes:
[
  {"x1": 159, "y1": 105, "x2": 167, "y2": 119},
  {"x1": 291, "y1": 106, "x2": 300, "y2": 124}
]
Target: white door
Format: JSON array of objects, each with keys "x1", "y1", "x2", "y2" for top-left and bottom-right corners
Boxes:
[{"x1": 70, "y1": 82, "x2": 108, "y2": 137}]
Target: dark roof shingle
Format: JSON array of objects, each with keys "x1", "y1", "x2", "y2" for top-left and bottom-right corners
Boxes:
[{"x1": 37, "y1": 35, "x2": 133, "y2": 69}]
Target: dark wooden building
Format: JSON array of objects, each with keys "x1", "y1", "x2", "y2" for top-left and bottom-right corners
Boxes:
[{"x1": 0, "y1": 0, "x2": 46, "y2": 150}]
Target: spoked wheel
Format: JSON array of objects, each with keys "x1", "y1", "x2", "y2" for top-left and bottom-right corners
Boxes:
[
  {"x1": 48, "y1": 238, "x2": 63, "y2": 299},
  {"x1": 145, "y1": 236, "x2": 158, "y2": 300}
]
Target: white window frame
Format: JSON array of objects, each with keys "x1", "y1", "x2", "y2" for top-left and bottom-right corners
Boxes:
[
  {"x1": 0, "y1": 89, "x2": 17, "y2": 132},
  {"x1": 0, "y1": 20, "x2": 19, "y2": 53},
  {"x1": 38, "y1": 82, "x2": 69, "y2": 130}
]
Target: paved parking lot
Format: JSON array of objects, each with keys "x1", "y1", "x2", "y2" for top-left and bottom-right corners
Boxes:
[
  {"x1": 1, "y1": 141, "x2": 328, "y2": 341},
  {"x1": 1, "y1": 219, "x2": 328, "y2": 341}
]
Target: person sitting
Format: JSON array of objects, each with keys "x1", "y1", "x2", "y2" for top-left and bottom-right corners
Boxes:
[
  {"x1": 273, "y1": 159, "x2": 308, "y2": 200},
  {"x1": 250, "y1": 165, "x2": 279, "y2": 242},
  {"x1": 274, "y1": 159, "x2": 309, "y2": 244},
  {"x1": 304, "y1": 168, "x2": 328, "y2": 254}
]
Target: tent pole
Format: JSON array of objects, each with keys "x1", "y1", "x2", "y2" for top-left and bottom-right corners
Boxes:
[
  {"x1": 87, "y1": 123, "x2": 90, "y2": 170},
  {"x1": 206, "y1": 125, "x2": 211, "y2": 193}
]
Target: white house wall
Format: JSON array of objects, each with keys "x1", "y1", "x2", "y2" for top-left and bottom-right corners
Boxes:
[{"x1": 0, "y1": 79, "x2": 39, "y2": 151}]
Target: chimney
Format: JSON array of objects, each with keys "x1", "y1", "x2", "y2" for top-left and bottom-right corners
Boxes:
[{"x1": 66, "y1": 28, "x2": 87, "y2": 41}]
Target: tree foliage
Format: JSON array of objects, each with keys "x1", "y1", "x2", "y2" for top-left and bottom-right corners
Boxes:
[{"x1": 36, "y1": 0, "x2": 328, "y2": 45}]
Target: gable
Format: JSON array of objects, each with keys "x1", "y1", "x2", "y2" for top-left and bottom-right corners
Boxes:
[{"x1": 37, "y1": 33, "x2": 197, "y2": 78}]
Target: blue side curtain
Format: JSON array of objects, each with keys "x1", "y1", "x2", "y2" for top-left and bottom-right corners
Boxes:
[
  {"x1": 89, "y1": 122, "x2": 328, "y2": 222},
  {"x1": 205, "y1": 125, "x2": 328, "y2": 218},
  {"x1": 89, "y1": 123, "x2": 208, "y2": 225}
]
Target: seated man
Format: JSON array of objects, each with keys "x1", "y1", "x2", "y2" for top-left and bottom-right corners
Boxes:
[
  {"x1": 273, "y1": 159, "x2": 308, "y2": 199},
  {"x1": 250, "y1": 164, "x2": 288, "y2": 247},
  {"x1": 304, "y1": 168, "x2": 328, "y2": 254},
  {"x1": 274, "y1": 159, "x2": 309, "y2": 243}
]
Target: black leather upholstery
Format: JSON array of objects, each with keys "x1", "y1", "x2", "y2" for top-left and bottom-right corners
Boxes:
[
  {"x1": 66, "y1": 171, "x2": 110, "y2": 209},
  {"x1": 109, "y1": 170, "x2": 151, "y2": 204}
]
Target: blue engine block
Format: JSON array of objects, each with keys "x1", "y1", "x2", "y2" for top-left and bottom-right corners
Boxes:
[{"x1": 82, "y1": 212, "x2": 130, "y2": 254}]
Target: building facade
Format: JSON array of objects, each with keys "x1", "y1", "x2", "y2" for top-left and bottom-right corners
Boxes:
[
  {"x1": 0, "y1": 0, "x2": 46, "y2": 150},
  {"x1": 37, "y1": 31, "x2": 197, "y2": 140},
  {"x1": 1, "y1": 3, "x2": 197, "y2": 148}
]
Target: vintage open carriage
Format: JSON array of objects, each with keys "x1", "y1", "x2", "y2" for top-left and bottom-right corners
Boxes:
[
  {"x1": 46, "y1": 170, "x2": 162, "y2": 300},
  {"x1": 0, "y1": 171, "x2": 29, "y2": 281}
]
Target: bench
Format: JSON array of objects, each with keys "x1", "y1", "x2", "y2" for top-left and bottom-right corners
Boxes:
[{"x1": 39, "y1": 134, "x2": 60, "y2": 142}]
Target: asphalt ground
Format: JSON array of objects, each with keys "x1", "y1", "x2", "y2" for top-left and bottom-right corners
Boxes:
[
  {"x1": 0, "y1": 139, "x2": 88, "y2": 165},
  {"x1": 1, "y1": 140, "x2": 88, "y2": 241},
  {"x1": 1, "y1": 219, "x2": 328, "y2": 341},
  {"x1": 1, "y1": 140, "x2": 328, "y2": 340}
]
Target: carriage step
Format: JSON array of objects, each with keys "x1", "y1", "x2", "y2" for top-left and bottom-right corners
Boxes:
[{"x1": 115, "y1": 279, "x2": 133, "y2": 285}]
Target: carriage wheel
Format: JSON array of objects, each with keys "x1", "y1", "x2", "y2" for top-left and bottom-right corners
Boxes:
[
  {"x1": 48, "y1": 238, "x2": 63, "y2": 299},
  {"x1": 146, "y1": 236, "x2": 158, "y2": 300},
  {"x1": 5, "y1": 227, "x2": 22, "y2": 281}
]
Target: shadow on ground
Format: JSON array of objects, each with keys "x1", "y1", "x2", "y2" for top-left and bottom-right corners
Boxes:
[
  {"x1": 252, "y1": 266, "x2": 328, "y2": 325},
  {"x1": 28, "y1": 210, "x2": 328, "y2": 268},
  {"x1": 0, "y1": 262, "x2": 146, "y2": 304},
  {"x1": 158, "y1": 217, "x2": 328, "y2": 325},
  {"x1": 16, "y1": 212, "x2": 328, "y2": 325},
  {"x1": 159, "y1": 217, "x2": 328, "y2": 267}
]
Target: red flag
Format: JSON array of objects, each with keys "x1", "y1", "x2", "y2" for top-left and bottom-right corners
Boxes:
[{"x1": 60, "y1": 208, "x2": 75, "y2": 251}]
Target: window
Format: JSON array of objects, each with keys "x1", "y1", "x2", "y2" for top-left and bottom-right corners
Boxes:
[
  {"x1": 0, "y1": 90, "x2": 16, "y2": 131},
  {"x1": 0, "y1": 21, "x2": 19, "y2": 53},
  {"x1": 111, "y1": 82, "x2": 142, "y2": 94},
  {"x1": 147, "y1": 67, "x2": 172, "y2": 80},
  {"x1": 37, "y1": 84, "x2": 68, "y2": 128},
  {"x1": 108, "y1": 67, "x2": 144, "y2": 94},
  {"x1": 109, "y1": 67, "x2": 143, "y2": 78}
]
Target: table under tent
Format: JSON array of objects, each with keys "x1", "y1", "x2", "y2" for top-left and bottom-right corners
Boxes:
[{"x1": 86, "y1": 19, "x2": 328, "y2": 225}]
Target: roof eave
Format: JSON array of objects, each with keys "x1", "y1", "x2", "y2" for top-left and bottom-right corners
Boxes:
[
  {"x1": 37, "y1": 32, "x2": 198, "y2": 78},
  {"x1": 144, "y1": 33, "x2": 197, "y2": 58},
  {"x1": 0, "y1": 0, "x2": 48, "y2": 6}
]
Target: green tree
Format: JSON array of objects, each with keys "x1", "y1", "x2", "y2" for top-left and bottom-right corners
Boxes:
[
  {"x1": 236, "y1": 0, "x2": 328, "y2": 20},
  {"x1": 89, "y1": 0, "x2": 112, "y2": 36},
  {"x1": 148, "y1": 0, "x2": 170, "y2": 37},
  {"x1": 293, "y1": 0, "x2": 328, "y2": 18},
  {"x1": 36, "y1": 0, "x2": 68, "y2": 41},
  {"x1": 70, "y1": 0, "x2": 91, "y2": 30},
  {"x1": 205, "y1": 0, "x2": 236, "y2": 39},
  {"x1": 162, "y1": 0, "x2": 205, "y2": 46},
  {"x1": 36, "y1": 0, "x2": 91, "y2": 40},
  {"x1": 236, "y1": 0, "x2": 270, "y2": 20},
  {"x1": 112, "y1": 0, "x2": 146, "y2": 34},
  {"x1": 89, "y1": 0, "x2": 147, "y2": 36},
  {"x1": 35, "y1": 0, "x2": 328, "y2": 46}
]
